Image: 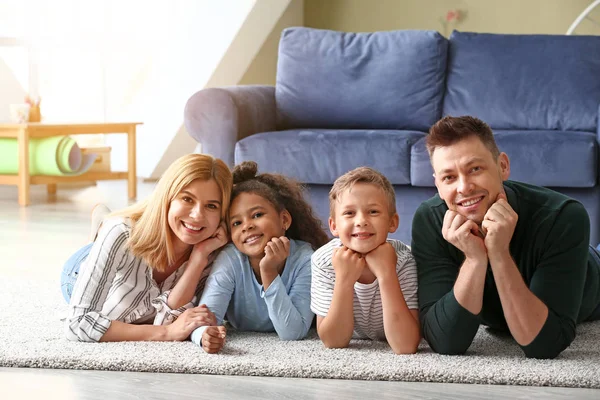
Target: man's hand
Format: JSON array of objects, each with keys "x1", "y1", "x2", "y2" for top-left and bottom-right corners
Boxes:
[
  {"x1": 482, "y1": 192, "x2": 517, "y2": 257},
  {"x1": 166, "y1": 305, "x2": 216, "y2": 341},
  {"x1": 201, "y1": 326, "x2": 227, "y2": 354},
  {"x1": 364, "y1": 242, "x2": 397, "y2": 280},
  {"x1": 332, "y1": 246, "x2": 366, "y2": 286},
  {"x1": 259, "y1": 236, "x2": 290, "y2": 273},
  {"x1": 442, "y1": 210, "x2": 487, "y2": 262},
  {"x1": 189, "y1": 222, "x2": 228, "y2": 268}
]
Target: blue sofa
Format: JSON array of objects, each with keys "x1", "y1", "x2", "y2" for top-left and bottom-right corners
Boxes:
[{"x1": 184, "y1": 28, "x2": 600, "y2": 245}]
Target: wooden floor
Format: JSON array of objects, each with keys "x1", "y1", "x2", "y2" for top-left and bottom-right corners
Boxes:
[{"x1": 1, "y1": 181, "x2": 598, "y2": 400}]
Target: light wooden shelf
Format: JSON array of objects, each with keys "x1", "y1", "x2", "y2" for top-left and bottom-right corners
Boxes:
[{"x1": 0, "y1": 122, "x2": 141, "y2": 205}]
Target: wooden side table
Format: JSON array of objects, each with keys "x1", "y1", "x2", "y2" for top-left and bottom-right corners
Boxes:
[{"x1": 0, "y1": 122, "x2": 141, "y2": 206}]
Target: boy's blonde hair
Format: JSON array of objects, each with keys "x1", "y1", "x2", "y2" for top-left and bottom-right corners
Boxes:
[
  {"x1": 329, "y1": 167, "x2": 396, "y2": 216},
  {"x1": 111, "y1": 154, "x2": 232, "y2": 272}
]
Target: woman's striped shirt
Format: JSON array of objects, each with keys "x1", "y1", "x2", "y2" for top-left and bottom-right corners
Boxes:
[{"x1": 65, "y1": 217, "x2": 208, "y2": 342}]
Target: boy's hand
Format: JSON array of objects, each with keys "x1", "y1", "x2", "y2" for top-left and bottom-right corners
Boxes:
[
  {"x1": 364, "y1": 242, "x2": 397, "y2": 280},
  {"x1": 332, "y1": 246, "x2": 365, "y2": 286},
  {"x1": 259, "y1": 236, "x2": 290, "y2": 272},
  {"x1": 201, "y1": 326, "x2": 227, "y2": 354}
]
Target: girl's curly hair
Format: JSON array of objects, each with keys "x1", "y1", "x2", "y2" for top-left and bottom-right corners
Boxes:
[{"x1": 231, "y1": 161, "x2": 329, "y2": 250}]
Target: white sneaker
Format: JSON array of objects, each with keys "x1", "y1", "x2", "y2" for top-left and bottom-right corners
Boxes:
[{"x1": 90, "y1": 204, "x2": 112, "y2": 241}]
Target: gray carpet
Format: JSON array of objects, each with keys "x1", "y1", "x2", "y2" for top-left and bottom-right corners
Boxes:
[{"x1": 2, "y1": 277, "x2": 599, "y2": 388}]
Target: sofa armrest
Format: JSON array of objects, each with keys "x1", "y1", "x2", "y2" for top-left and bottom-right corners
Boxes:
[{"x1": 184, "y1": 85, "x2": 276, "y2": 167}]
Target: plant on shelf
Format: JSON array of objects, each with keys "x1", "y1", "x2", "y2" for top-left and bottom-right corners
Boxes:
[
  {"x1": 440, "y1": 9, "x2": 466, "y2": 37},
  {"x1": 25, "y1": 95, "x2": 41, "y2": 123}
]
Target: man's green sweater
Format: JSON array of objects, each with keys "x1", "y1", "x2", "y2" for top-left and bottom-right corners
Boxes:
[{"x1": 411, "y1": 180, "x2": 600, "y2": 359}]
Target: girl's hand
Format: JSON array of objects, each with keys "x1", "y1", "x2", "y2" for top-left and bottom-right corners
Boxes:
[
  {"x1": 166, "y1": 305, "x2": 216, "y2": 341},
  {"x1": 202, "y1": 326, "x2": 227, "y2": 353},
  {"x1": 259, "y1": 236, "x2": 290, "y2": 272},
  {"x1": 189, "y1": 222, "x2": 228, "y2": 268}
]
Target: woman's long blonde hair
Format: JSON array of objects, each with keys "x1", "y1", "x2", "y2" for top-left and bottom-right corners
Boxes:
[{"x1": 112, "y1": 154, "x2": 232, "y2": 271}]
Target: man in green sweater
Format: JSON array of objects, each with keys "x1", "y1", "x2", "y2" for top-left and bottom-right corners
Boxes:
[{"x1": 411, "y1": 115, "x2": 600, "y2": 359}]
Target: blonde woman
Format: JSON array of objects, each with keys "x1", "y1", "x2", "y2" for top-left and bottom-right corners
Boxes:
[{"x1": 61, "y1": 154, "x2": 232, "y2": 342}]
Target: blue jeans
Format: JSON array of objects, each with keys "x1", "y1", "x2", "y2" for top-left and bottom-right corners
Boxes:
[{"x1": 60, "y1": 243, "x2": 93, "y2": 303}]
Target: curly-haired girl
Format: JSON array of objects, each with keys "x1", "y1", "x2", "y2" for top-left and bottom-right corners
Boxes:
[{"x1": 191, "y1": 161, "x2": 329, "y2": 353}]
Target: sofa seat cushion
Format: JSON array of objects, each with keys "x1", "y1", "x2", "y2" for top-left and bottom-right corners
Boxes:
[
  {"x1": 443, "y1": 31, "x2": 600, "y2": 132},
  {"x1": 411, "y1": 131, "x2": 598, "y2": 188},
  {"x1": 235, "y1": 129, "x2": 425, "y2": 185},
  {"x1": 276, "y1": 28, "x2": 447, "y2": 131}
]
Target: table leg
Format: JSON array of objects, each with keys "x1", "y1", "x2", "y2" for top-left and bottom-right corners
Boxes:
[
  {"x1": 127, "y1": 125, "x2": 137, "y2": 200},
  {"x1": 17, "y1": 128, "x2": 30, "y2": 206},
  {"x1": 47, "y1": 184, "x2": 57, "y2": 195}
]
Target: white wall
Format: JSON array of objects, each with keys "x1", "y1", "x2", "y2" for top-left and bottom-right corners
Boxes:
[
  {"x1": 103, "y1": 0, "x2": 257, "y2": 176},
  {"x1": 0, "y1": 0, "x2": 265, "y2": 177},
  {"x1": 0, "y1": 0, "x2": 304, "y2": 179},
  {"x1": 0, "y1": 38, "x2": 29, "y2": 122},
  {"x1": 149, "y1": 0, "x2": 303, "y2": 179}
]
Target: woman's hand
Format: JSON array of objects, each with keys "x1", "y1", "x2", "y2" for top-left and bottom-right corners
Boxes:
[
  {"x1": 166, "y1": 305, "x2": 216, "y2": 341},
  {"x1": 165, "y1": 223, "x2": 228, "y2": 311},
  {"x1": 189, "y1": 222, "x2": 228, "y2": 268},
  {"x1": 201, "y1": 326, "x2": 227, "y2": 353}
]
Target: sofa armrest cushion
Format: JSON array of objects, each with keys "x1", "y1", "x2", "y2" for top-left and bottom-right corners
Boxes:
[{"x1": 184, "y1": 85, "x2": 276, "y2": 167}]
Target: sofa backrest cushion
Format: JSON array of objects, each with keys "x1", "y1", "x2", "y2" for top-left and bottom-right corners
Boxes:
[
  {"x1": 443, "y1": 31, "x2": 600, "y2": 132},
  {"x1": 276, "y1": 28, "x2": 448, "y2": 131}
]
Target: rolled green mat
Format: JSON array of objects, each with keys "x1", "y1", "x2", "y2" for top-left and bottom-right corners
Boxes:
[{"x1": 0, "y1": 136, "x2": 97, "y2": 176}]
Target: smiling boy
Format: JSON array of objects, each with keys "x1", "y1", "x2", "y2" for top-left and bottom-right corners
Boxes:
[
  {"x1": 310, "y1": 167, "x2": 420, "y2": 354},
  {"x1": 412, "y1": 115, "x2": 600, "y2": 359}
]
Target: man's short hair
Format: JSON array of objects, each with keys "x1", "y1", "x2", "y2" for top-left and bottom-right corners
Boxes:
[
  {"x1": 329, "y1": 167, "x2": 396, "y2": 216},
  {"x1": 427, "y1": 115, "x2": 500, "y2": 159}
]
